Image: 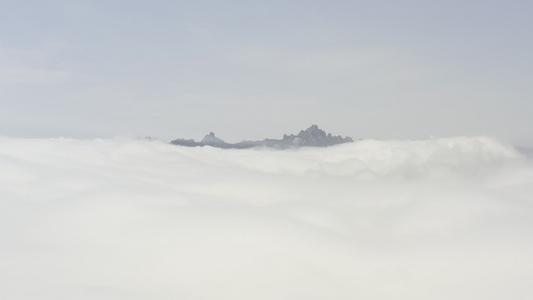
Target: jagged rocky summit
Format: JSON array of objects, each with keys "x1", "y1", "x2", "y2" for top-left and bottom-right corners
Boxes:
[{"x1": 170, "y1": 125, "x2": 354, "y2": 149}]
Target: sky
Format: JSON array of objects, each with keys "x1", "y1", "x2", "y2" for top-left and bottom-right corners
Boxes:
[
  {"x1": 1, "y1": 135, "x2": 532, "y2": 299},
  {"x1": 1, "y1": 0, "x2": 532, "y2": 145}
]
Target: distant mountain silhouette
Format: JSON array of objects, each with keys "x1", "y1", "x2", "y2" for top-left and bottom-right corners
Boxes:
[{"x1": 170, "y1": 125, "x2": 354, "y2": 149}]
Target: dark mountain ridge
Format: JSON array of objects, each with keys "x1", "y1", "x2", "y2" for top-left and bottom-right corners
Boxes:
[{"x1": 170, "y1": 125, "x2": 354, "y2": 149}]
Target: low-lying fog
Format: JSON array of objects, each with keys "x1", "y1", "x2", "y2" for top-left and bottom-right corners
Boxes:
[{"x1": 1, "y1": 136, "x2": 532, "y2": 299}]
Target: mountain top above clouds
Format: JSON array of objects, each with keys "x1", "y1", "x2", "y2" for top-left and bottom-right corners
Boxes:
[{"x1": 170, "y1": 125, "x2": 354, "y2": 149}]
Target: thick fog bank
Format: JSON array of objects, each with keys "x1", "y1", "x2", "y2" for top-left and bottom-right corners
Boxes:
[{"x1": 1, "y1": 136, "x2": 532, "y2": 300}]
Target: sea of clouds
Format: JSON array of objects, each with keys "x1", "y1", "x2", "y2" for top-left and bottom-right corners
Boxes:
[{"x1": 1, "y1": 135, "x2": 532, "y2": 300}]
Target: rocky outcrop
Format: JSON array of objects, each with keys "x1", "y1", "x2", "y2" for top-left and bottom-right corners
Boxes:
[
  {"x1": 200, "y1": 132, "x2": 229, "y2": 147},
  {"x1": 276, "y1": 125, "x2": 353, "y2": 147},
  {"x1": 171, "y1": 132, "x2": 234, "y2": 149},
  {"x1": 170, "y1": 125, "x2": 353, "y2": 149}
]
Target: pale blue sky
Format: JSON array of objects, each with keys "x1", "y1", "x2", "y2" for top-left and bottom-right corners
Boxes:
[{"x1": 1, "y1": 0, "x2": 532, "y2": 145}]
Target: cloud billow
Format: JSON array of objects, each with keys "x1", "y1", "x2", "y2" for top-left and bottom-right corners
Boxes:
[{"x1": 0, "y1": 135, "x2": 531, "y2": 299}]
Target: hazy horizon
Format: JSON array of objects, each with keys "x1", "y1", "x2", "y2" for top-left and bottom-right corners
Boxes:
[{"x1": 1, "y1": 1, "x2": 532, "y2": 146}]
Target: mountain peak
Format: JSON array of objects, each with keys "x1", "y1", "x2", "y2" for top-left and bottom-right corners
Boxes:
[
  {"x1": 200, "y1": 132, "x2": 226, "y2": 146},
  {"x1": 171, "y1": 125, "x2": 353, "y2": 149}
]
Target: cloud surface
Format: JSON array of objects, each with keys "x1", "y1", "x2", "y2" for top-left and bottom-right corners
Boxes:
[{"x1": 1, "y1": 136, "x2": 532, "y2": 299}]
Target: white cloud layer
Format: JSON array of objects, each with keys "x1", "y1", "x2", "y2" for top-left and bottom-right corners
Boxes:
[{"x1": 1, "y1": 136, "x2": 532, "y2": 299}]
